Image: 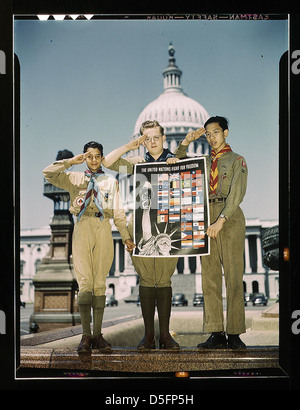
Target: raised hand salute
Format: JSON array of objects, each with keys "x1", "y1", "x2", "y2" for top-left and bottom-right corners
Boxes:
[{"x1": 182, "y1": 127, "x2": 206, "y2": 146}]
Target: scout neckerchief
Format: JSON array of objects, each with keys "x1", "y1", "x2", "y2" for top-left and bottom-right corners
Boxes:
[
  {"x1": 145, "y1": 148, "x2": 175, "y2": 163},
  {"x1": 77, "y1": 168, "x2": 104, "y2": 221},
  {"x1": 209, "y1": 144, "x2": 232, "y2": 195}
]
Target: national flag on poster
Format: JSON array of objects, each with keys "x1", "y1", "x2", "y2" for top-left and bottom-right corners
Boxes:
[
  {"x1": 193, "y1": 240, "x2": 205, "y2": 248},
  {"x1": 181, "y1": 222, "x2": 192, "y2": 231},
  {"x1": 182, "y1": 188, "x2": 192, "y2": 197},
  {"x1": 192, "y1": 186, "x2": 203, "y2": 194},
  {"x1": 157, "y1": 214, "x2": 168, "y2": 223},
  {"x1": 182, "y1": 197, "x2": 192, "y2": 205},
  {"x1": 193, "y1": 213, "x2": 204, "y2": 221},
  {"x1": 181, "y1": 231, "x2": 192, "y2": 240},
  {"x1": 181, "y1": 205, "x2": 192, "y2": 213},
  {"x1": 170, "y1": 181, "x2": 180, "y2": 189},
  {"x1": 158, "y1": 173, "x2": 169, "y2": 181},
  {"x1": 170, "y1": 173, "x2": 180, "y2": 181},
  {"x1": 193, "y1": 231, "x2": 205, "y2": 240},
  {"x1": 193, "y1": 205, "x2": 204, "y2": 213},
  {"x1": 181, "y1": 171, "x2": 191, "y2": 179},
  {"x1": 193, "y1": 196, "x2": 203, "y2": 205},
  {"x1": 181, "y1": 179, "x2": 191, "y2": 188},
  {"x1": 191, "y1": 169, "x2": 202, "y2": 177},
  {"x1": 158, "y1": 199, "x2": 168, "y2": 207},
  {"x1": 169, "y1": 213, "x2": 180, "y2": 222},
  {"x1": 181, "y1": 213, "x2": 193, "y2": 221},
  {"x1": 170, "y1": 189, "x2": 180, "y2": 197},
  {"x1": 193, "y1": 221, "x2": 205, "y2": 230},
  {"x1": 157, "y1": 209, "x2": 168, "y2": 214},
  {"x1": 181, "y1": 240, "x2": 193, "y2": 248},
  {"x1": 172, "y1": 197, "x2": 180, "y2": 205}
]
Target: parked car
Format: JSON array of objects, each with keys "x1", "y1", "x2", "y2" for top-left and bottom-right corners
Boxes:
[
  {"x1": 252, "y1": 292, "x2": 268, "y2": 306},
  {"x1": 193, "y1": 293, "x2": 204, "y2": 307},
  {"x1": 172, "y1": 293, "x2": 188, "y2": 306},
  {"x1": 105, "y1": 295, "x2": 118, "y2": 307}
]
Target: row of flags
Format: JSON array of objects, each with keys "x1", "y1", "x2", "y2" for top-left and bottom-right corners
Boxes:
[{"x1": 157, "y1": 170, "x2": 205, "y2": 249}]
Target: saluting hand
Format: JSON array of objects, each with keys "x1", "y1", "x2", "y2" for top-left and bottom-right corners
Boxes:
[
  {"x1": 125, "y1": 135, "x2": 147, "y2": 151},
  {"x1": 69, "y1": 152, "x2": 89, "y2": 165},
  {"x1": 183, "y1": 128, "x2": 206, "y2": 145}
]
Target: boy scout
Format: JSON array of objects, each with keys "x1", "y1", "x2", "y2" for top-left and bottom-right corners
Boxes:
[
  {"x1": 43, "y1": 141, "x2": 135, "y2": 353},
  {"x1": 103, "y1": 120, "x2": 202, "y2": 350},
  {"x1": 175, "y1": 116, "x2": 248, "y2": 349}
]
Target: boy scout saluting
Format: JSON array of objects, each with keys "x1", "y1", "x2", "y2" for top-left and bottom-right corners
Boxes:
[
  {"x1": 43, "y1": 141, "x2": 135, "y2": 353},
  {"x1": 103, "y1": 120, "x2": 202, "y2": 351},
  {"x1": 175, "y1": 116, "x2": 248, "y2": 349}
]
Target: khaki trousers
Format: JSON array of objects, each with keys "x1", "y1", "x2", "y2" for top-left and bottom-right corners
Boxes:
[
  {"x1": 72, "y1": 216, "x2": 114, "y2": 296},
  {"x1": 201, "y1": 202, "x2": 246, "y2": 335}
]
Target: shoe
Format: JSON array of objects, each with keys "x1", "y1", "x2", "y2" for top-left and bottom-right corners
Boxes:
[
  {"x1": 92, "y1": 333, "x2": 112, "y2": 350},
  {"x1": 197, "y1": 332, "x2": 227, "y2": 349},
  {"x1": 227, "y1": 334, "x2": 246, "y2": 349},
  {"x1": 77, "y1": 335, "x2": 92, "y2": 353},
  {"x1": 159, "y1": 332, "x2": 180, "y2": 350},
  {"x1": 137, "y1": 333, "x2": 156, "y2": 350}
]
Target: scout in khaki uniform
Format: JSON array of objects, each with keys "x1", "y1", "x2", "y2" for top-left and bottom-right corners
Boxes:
[
  {"x1": 175, "y1": 116, "x2": 248, "y2": 349},
  {"x1": 103, "y1": 120, "x2": 200, "y2": 351},
  {"x1": 43, "y1": 141, "x2": 135, "y2": 353}
]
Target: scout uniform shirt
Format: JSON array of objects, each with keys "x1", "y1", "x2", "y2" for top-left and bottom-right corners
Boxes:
[
  {"x1": 43, "y1": 159, "x2": 130, "y2": 243},
  {"x1": 174, "y1": 141, "x2": 248, "y2": 219}
]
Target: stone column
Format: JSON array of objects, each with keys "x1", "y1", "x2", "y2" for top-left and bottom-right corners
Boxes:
[
  {"x1": 114, "y1": 240, "x2": 120, "y2": 277},
  {"x1": 256, "y1": 235, "x2": 264, "y2": 273},
  {"x1": 244, "y1": 236, "x2": 252, "y2": 273}
]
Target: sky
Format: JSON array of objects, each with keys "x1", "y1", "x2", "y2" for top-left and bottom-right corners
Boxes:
[{"x1": 14, "y1": 16, "x2": 288, "y2": 230}]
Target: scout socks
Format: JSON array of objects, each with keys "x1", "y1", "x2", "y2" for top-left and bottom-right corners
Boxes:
[
  {"x1": 77, "y1": 291, "x2": 92, "y2": 336},
  {"x1": 138, "y1": 286, "x2": 156, "y2": 350},
  {"x1": 92, "y1": 295, "x2": 106, "y2": 337},
  {"x1": 91, "y1": 295, "x2": 112, "y2": 350},
  {"x1": 156, "y1": 287, "x2": 180, "y2": 350}
]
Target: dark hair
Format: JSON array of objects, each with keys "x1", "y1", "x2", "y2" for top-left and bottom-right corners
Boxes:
[
  {"x1": 204, "y1": 116, "x2": 229, "y2": 131},
  {"x1": 139, "y1": 120, "x2": 164, "y2": 136},
  {"x1": 56, "y1": 149, "x2": 74, "y2": 161},
  {"x1": 83, "y1": 141, "x2": 103, "y2": 156}
]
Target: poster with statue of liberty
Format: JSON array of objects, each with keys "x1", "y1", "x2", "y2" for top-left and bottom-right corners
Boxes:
[{"x1": 133, "y1": 157, "x2": 210, "y2": 257}]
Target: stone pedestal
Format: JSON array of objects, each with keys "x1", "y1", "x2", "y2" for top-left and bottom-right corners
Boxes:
[{"x1": 30, "y1": 261, "x2": 80, "y2": 332}]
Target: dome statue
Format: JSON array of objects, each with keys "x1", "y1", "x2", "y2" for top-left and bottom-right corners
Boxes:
[{"x1": 131, "y1": 43, "x2": 210, "y2": 157}]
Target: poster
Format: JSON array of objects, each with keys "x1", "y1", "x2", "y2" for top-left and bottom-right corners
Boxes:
[{"x1": 133, "y1": 157, "x2": 210, "y2": 257}]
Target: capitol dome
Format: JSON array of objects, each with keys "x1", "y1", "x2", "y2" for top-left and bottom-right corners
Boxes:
[{"x1": 131, "y1": 43, "x2": 210, "y2": 156}]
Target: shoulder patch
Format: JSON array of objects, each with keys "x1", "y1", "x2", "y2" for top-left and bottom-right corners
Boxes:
[{"x1": 236, "y1": 156, "x2": 247, "y2": 168}]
